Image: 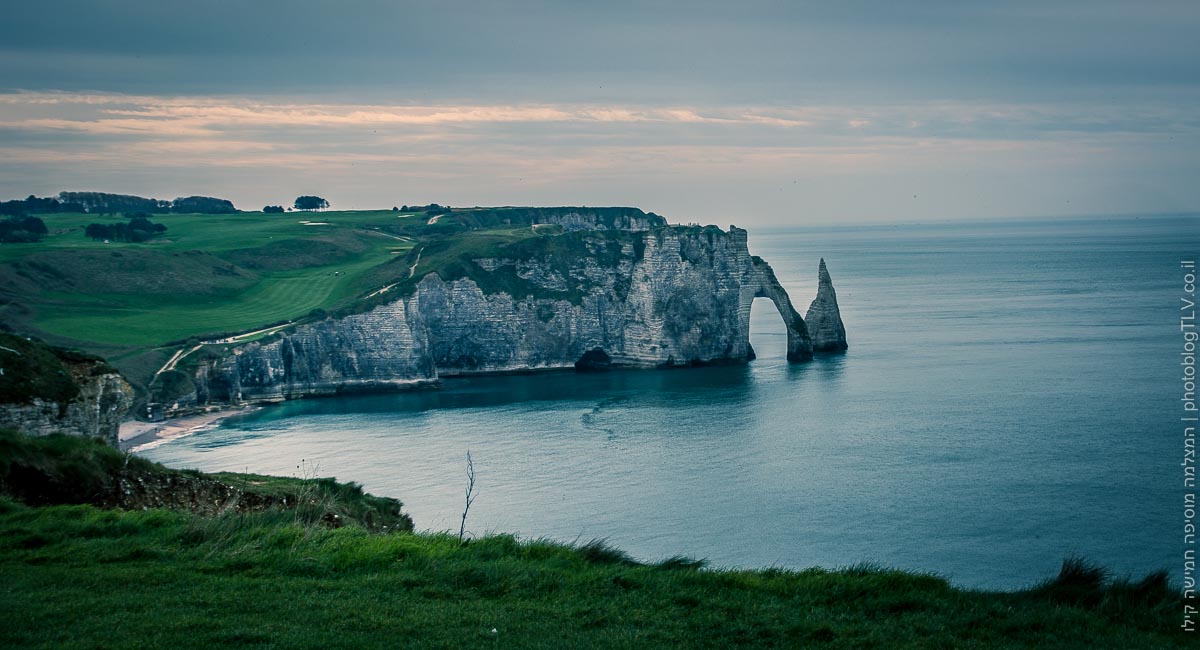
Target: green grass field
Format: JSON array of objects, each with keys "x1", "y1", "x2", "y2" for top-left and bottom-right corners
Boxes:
[
  {"x1": 0, "y1": 210, "x2": 421, "y2": 263},
  {"x1": 0, "y1": 431, "x2": 1187, "y2": 650},
  {"x1": 30, "y1": 249, "x2": 402, "y2": 346},
  {"x1": 0, "y1": 207, "x2": 655, "y2": 388},
  {"x1": 0, "y1": 210, "x2": 456, "y2": 385},
  {"x1": 1, "y1": 210, "x2": 423, "y2": 346}
]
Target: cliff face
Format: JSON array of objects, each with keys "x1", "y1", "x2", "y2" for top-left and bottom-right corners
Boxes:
[
  {"x1": 188, "y1": 224, "x2": 843, "y2": 407},
  {"x1": 805, "y1": 258, "x2": 848, "y2": 352},
  {"x1": 0, "y1": 373, "x2": 134, "y2": 446},
  {"x1": 0, "y1": 335, "x2": 134, "y2": 445},
  {"x1": 194, "y1": 301, "x2": 436, "y2": 405},
  {"x1": 412, "y1": 226, "x2": 814, "y2": 373}
]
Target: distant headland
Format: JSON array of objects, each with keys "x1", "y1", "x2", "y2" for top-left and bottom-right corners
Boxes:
[{"x1": 1, "y1": 194, "x2": 845, "y2": 433}]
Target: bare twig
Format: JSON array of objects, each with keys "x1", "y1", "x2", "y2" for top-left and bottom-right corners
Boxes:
[{"x1": 458, "y1": 450, "x2": 477, "y2": 543}]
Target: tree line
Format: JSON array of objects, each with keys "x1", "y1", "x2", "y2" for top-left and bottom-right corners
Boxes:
[
  {"x1": 84, "y1": 215, "x2": 167, "y2": 242},
  {"x1": 0, "y1": 216, "x2": 48, "y2": 243},
  {"x1": 261, "y1": 197, "x2": 329, "y2": 212},
  {"x1": 400, "y1": 203, "x2": 451, "y2": 215},
  {"x1": 0, "y1": 192, "x2": 237, "y2": 216}
]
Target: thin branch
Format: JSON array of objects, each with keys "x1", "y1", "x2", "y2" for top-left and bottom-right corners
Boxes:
[{"x1": 458, "y1": 450, "x2": 476, "y2": 543}]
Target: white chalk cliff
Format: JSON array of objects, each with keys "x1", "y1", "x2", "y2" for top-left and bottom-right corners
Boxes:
[{"x1": 179, "y1": 218, "x2": 845, "y2": 408}]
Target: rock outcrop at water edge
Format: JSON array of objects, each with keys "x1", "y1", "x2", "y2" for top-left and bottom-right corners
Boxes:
[
  {"x1": 0, "y1": 335, "x2": 135, "y2": 445},
  {"x1": 805, "y1": 258, "x2": 848, "y2": 352}
]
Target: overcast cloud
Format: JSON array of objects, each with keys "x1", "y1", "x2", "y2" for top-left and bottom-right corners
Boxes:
[{"x1": 1, "y1": 1, "x2": 1196, "y2": 224}]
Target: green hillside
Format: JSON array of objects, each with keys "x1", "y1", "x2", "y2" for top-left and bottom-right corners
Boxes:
[
  {"x1": 0, "y1": 207, "x2": 653, "y2": 389},
  {"x1": 0, "y1": 431, "x2": 1187, "y2": 650},
  {"x1": 1, "y1": 210, "x2": 419, "y2": 346}
]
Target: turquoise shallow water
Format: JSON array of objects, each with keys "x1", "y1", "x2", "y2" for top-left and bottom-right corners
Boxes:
[{"x1": 141, "y1": 214, "x2": 1200, "y2": 589}]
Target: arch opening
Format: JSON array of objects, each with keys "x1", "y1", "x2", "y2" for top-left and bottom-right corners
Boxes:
[{"x1": 749, "y1": 296, "x2": 789, "y2": 361}]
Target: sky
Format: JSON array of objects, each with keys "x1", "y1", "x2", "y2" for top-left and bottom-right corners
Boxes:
[{"x1": 1, "y1": 0, "x2": 1197, "y2": 225}]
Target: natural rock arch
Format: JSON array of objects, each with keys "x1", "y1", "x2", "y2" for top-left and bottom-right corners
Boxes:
[{"x1": 741, "y1": 256, "x2": 813, "y2": 362}]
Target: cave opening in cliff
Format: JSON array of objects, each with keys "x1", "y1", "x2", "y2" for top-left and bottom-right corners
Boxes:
[
  {"x1": 574, "y1": 347, "x2": 612, "y2": 371},
  {"x1": 749, "y1": 297, "x2": 789, "y2": 361}
]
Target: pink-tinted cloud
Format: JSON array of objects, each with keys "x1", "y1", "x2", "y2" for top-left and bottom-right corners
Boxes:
[{"x1": 0, "y1": 91, "x2": 1195, "y2": 223}]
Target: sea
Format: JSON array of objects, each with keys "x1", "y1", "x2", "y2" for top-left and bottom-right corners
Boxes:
[{"x1": 139, "y1": 214, "x2": 1200, "y2": 590}]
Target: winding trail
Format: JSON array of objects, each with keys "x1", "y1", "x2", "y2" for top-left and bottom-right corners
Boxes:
[
  {"x1": 365, "y1": 283, "x2": 398, "y2": 299},
  {"x1": 408, "y1": 247, "x2": 423, "y2": 278},
  {"x1": 367, "y1": 230, "x2": 414, "y2": 243},
  {"x1": 154, "y1": 345, "x2": 201, "y2": 379},
  {"x1": 205, "y1": 322, "x2": 293, "y2": 345},
  {"x1": 363, "y1": 247, "x2": 422, "y2": 299},
  {"x1": 152, "y1": 322, "x2": 292, "y2": 380}
]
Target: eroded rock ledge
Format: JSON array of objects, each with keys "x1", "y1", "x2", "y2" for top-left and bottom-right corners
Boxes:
[{"x1": 0, "y1": 334, "x2": 134, "y2": 445}]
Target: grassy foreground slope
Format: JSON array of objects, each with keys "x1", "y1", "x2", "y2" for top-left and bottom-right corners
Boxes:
[{"x1": 0, "y1": 432, "x2": 1187, "y2": 650}]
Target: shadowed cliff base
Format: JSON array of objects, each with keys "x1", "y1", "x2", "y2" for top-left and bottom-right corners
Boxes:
[{"x1": 574, "y1": 347, "x2": 613, "y2": 371}]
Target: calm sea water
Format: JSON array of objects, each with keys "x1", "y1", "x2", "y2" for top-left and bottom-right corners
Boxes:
[{"x1": 141, "y1": 215, "x2": 1200, "y2": 590}]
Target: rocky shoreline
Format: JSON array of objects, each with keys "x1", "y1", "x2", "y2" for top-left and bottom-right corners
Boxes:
[{"x1": 118, "y1": 406, "x2": 260, "y2": 453}]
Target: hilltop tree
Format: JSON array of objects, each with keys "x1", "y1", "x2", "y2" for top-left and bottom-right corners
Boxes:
[
  {"x1": 263, "y1": 205, "x2": 285, "y2": 214},
  {"x1": 170, "y1": 196, "x2": 236, "y2": 214},
  {"x1": 294, "y1": 196, "x2": 329, "y2": 211}
]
